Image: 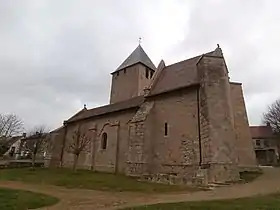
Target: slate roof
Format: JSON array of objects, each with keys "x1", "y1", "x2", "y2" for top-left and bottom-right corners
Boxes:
[
  {"x1": 149, "y1": 55, "x2": 201, "y2": 96},
  {"x1": 250, "y1": 126, "x2": 274, "y2": 139},
  {"x1": 113, "y1": 45, "x2": 156, "y2": 73},
  {"x1": 67, "y1": 96, "x2": 144, "y2": 123}
]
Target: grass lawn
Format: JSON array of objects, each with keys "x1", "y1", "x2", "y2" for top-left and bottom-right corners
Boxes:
[
  {"x1": 121, "y1": 193, "x2": 280, "y2": 210},
  {"x1": 0, "y1": 187, "x2": 58, "y2": 210},
  {"x1": 0, "y1": 168, "x2": 199, "y2": 193}
]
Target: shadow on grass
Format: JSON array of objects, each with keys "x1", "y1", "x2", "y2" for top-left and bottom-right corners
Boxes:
[{"x1": 0, "y1": 187, "x2": 59, "y2": 210}]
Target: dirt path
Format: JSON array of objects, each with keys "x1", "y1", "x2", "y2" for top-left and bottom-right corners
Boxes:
[{"x1": 1, "y1": 167, "x2": 280, "y2": 210}]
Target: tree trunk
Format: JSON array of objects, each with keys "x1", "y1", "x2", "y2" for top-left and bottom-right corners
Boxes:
[
  {"x1": 32, "y1": 153, "x2": 36, "y2": 169},
  {"x1": 73, "y1": 154, "x2": 79, "y2": 172}
]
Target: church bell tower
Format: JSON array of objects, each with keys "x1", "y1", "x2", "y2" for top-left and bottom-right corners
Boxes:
[{"x1": 109, "y1": 44, "x2": 156, "y2": 104}]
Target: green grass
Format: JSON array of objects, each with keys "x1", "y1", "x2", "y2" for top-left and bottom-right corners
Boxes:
[
  {"x1": 0, "y1": 187, "x2": 58, "y2": 210},
  {"x1": 121, "y1": 193, "x2": 280, "y2": 210},
  {"x1": 239, "y1": 170, "x2": 263, "y2": 183},
  {"x1": 0, "y1": 168, "x2": 199, "y2": 193}
]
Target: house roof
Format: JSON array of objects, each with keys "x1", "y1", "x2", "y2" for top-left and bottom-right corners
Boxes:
[
  {"x1": 67, "y1": 96, "x2": 144, "y2": 123},
  {"x1": 2, "y1": 136, "x2": 22, "y2": 147},
  {"x1": 250, "y1": 126, "x2": 274, "y2": 139},
  {"x1": 113, "y1": 45, "x2": 156, "y2": 73}
]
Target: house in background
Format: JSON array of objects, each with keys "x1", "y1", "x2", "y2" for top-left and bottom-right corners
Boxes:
[
  {"x1": 1, "y1": 134, "x2": 26, "y2": 159},
  {"x1": 19, "y1": 132, "x2": 50, "y2": 159},
  {"x1": 250, "y1": 124, "x2": 279, "y2": 166}
]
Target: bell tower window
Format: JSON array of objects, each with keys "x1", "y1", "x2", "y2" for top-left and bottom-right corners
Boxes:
[
  {"x1": 150, "y1": 71, "x2": 154, "y2": 78},
  {"x1": 145, "y1": 67, "x2": 149, "y2": 79}
]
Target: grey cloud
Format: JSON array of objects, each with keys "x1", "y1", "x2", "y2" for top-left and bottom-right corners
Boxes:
[{"x1": 0, "y1": 0, "x2": 277, "y2": 130}]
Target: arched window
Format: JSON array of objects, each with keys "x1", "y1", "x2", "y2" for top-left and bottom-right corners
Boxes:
[{"x1": 101, "y1": 132, "x2": 107, "y2": 149}]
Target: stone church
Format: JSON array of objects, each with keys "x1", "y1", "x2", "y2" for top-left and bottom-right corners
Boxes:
[{"x1": 49, "y1": 44, "x2": 257, "y2": 185}]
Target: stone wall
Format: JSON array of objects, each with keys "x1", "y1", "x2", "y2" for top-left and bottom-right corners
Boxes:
[
  {"x1": 197, "y1": 53, "x2": 239, "y2": 183},
  {"x1": 61, "y1": 110, "x2": 136, "y2": 173},
  {"x1": 230, "y1": 83, "x2": 257, "y2": 166},
  {"x1": 126, "y1": 101, "x2": 154, "y2": 175},
  {"x1": 147, "y1": 88, "x2": 200, "y2": 182},
  {"x1": 110, "y1": 65, "x2": 140, "y2": 104}
]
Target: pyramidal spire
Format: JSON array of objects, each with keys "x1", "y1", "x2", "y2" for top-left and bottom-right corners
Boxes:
[{"x1": 113, "y1": 44, "x2": 156, "y2": 73}]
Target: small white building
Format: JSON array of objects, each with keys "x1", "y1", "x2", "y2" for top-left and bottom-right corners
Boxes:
[{"x1": 3, "y1": 134, "x2": 26, "y2": 159}]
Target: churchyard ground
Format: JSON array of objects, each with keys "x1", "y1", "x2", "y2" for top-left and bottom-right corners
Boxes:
[{"x1": 0, "y1": 167, "x2": 279, "y2": 210}]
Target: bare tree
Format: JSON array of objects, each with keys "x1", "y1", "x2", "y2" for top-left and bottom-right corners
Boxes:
[
  {"x1": 0, "y1": 114, "x2": 23, "y2": 137},
  {"x1": 24, "y1": 125, "x2": 49, "y2": 169},
  {"x1": 67, "y1": 129, "x2": 91, "y2": 171},
  {"x1": 263, "y1": 99, "x2": 280, "y2": 135}
]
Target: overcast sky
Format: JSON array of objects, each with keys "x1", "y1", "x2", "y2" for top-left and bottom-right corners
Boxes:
[{"x1": 0, "y1": 0, "x2": 279, "y2": 131}]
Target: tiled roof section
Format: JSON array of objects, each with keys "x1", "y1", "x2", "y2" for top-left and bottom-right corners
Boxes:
[
  {"x1": 250, "y1": 126, "x2": 274, "y2": 139},
  {"x1": 113, "y1": 45, "x2": 156, "y2": 73},
  {"x1": 149, "y1": 55, "x2": 201, "y2": 96},
  {"x1": 67, "y1": 96, "x2": 145, "y2": 123}
]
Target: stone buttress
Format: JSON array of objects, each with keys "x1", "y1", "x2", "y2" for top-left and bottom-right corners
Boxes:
[{"x1": 196, "y1": 48, "x2": 239, "y2": 183}]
